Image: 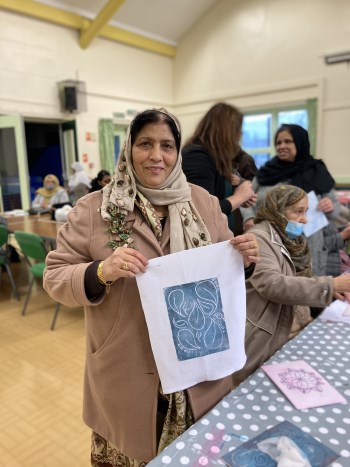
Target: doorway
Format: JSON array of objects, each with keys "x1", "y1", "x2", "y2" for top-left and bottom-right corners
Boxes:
[
  {"x1": 25, "y1": 122, "x2": 63, "y2": 202},
  {"x1": 0, "y1": 116, "x2": 77, "y2": 211}
]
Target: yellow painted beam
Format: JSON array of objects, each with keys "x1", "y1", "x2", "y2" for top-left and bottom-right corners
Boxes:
[
  {"x1": 101, "y1": 24, "x2": 176, "y2": 58},
  {"x1": 80, "y1": 0, "x2": 125, "y2": 49},
  {"x1": 0, "y1": 0, "x2": 176, "y2": 57},
  {"x1": 0, "y1": 0, "x2": 88, "y2": 29}
]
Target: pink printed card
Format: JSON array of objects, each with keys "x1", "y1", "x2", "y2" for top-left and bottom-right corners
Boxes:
[{"x1": 262, "y1": 359, "x2": 346, "y2": 410}]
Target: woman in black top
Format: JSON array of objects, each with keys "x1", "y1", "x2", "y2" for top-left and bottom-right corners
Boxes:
[{"x1": 182, "y1": 102, "x2": 257, "y2": 235}]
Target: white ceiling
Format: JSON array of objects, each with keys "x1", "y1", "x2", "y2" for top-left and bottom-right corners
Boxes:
[{"x1": 37, "y1": 0, "x2": 220, "y2": 46}]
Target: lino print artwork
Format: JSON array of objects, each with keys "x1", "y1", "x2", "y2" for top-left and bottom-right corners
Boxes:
[
  {"x1": 164, "y1": 278, "x2": 229, "y2": 361},
  {"x1": 278, "y1": 368, "x2": 324, "y2": 394}
]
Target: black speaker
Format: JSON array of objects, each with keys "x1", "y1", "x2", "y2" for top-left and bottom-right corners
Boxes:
[{"x1": 64, "y1": 86, "x2": 77, "y2": 112}]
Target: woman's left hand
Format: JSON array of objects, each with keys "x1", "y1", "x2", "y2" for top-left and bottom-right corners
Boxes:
[
  {"x1": 318, "y1": 197, "x2": 334, "y2": 213},
  {"x1": 230, "y1": 233, "x2": 260, "y2": 267}
]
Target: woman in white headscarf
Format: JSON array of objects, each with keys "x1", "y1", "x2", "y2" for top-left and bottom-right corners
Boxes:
[
  {"x1": 68, "y1": 161, "x2": 91, "y2": 203},
  {"x1": 44, "y1": 108, "x2": 260, "y2": 466}
]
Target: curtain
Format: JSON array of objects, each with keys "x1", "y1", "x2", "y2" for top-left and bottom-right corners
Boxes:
[
  {"x1": 99, "y1": 119, "x2": 115, "y2": 174},
  {"x1": 306, "y1": 99, "x2": 317, "y2": 155}
]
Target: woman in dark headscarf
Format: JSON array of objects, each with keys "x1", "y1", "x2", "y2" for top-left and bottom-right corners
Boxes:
[
  {"x1": 233, "y1": 184, "x2": 350, "y2": 387},
  {"x1": 240, "y1": 124, "x2": 341, "y2": 276}
]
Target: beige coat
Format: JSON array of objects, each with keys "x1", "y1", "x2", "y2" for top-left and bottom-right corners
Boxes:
[
  {"x1": 43, "y1": 185, "x2": 235, "y2": 462},
  {"x1": 233, "y1": 221, "x2": 334, "y2": 387}
]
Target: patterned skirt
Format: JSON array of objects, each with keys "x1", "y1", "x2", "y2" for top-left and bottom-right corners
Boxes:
[{"x1": 91, "y1": 389, "x2": 193, "y2": 466}]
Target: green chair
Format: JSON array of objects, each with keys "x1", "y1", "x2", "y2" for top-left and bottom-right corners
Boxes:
[
  {"x1": 0, "y1": 224, "x2": 20, "y2": 300},
  {"x1": 14, "y1": 230, "x2": 61, "y2": 330}
]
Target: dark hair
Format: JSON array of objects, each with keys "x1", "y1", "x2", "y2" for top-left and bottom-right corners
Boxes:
[
  {"x1": 130, "y1": 108, "x2": 181, "y2": 152},
  {"x1": 274, "y1": 123, "x2": 311, "y2": 160},
  {"x1": 184, "y1": 102, "x2": 243, "y2": 179},
  {"x1": 96, "y1": 170, "x2": 111, "y2": 182},
  {"x1": 89, "y1": 170, "x2": 111, "y2": 192}
]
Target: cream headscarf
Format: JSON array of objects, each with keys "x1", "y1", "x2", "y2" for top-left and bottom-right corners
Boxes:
[{"x1": 100, "y1": 109, "x2": 212, "y2": 253}]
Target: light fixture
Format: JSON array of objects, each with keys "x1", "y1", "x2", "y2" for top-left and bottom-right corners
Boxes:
[{"x1": 324, "y1": 51, "x2": 350, "y2": 65}]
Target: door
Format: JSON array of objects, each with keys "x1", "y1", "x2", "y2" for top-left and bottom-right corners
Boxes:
[
  {"x1": 0, "y1": 116, "x2": 30, "y2": 211},
  {"x1": 61, "y1": 120, "x2": 78, "y2": 188}
]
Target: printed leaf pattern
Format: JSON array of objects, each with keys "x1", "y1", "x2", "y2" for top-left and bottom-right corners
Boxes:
[{"x1": 164, "y1": 278, "x2": 229, "y2": 361}]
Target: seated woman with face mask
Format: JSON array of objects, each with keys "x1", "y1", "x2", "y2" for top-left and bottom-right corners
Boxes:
[
  {"x1": 31, "y1": 174, "x2": 69, "y2": 213},
  {"x1": 233, "y1": 184, "x2": 350, "y2": 387}
]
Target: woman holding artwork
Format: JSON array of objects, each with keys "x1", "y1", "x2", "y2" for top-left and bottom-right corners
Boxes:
[{"x1": 43, "y1": 108, "x2": 260, "y2": 466}]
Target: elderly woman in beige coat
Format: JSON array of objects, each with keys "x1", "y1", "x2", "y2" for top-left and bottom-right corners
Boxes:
[
  {"x1": 233, "y1": 184, "x2": 350, "y2": 387},
  {"x1": 43, "y1": 108, "x2": 260, "y2": 466}
]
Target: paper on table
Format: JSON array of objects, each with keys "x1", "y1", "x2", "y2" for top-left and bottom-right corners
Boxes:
[
  {"x1": 262, "y1": 359, "x2": 346, "y2": 410},
  {"x1": 136, "y1": 240, "x2": 247, "y2": 394},
  {"x1": 319, "y1": 299, "x2": 350, "y2": 324},
  {"x1": 303, "y1": 191, "x2": 329, "y2": 237}
]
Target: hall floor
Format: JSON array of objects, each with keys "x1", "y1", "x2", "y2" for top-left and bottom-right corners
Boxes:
[{"x1": 0, "y1": 259, "x2": 91, "y2": 466}]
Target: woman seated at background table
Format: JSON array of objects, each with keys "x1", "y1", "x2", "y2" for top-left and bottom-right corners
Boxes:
[
  {"x1": 233, "y1": 184, "x2": 350, "y2": 388},
  {"x1": 31, "y1": 174, "x2": 69, "y2": 213},
  {"x1": 43, "y1": 108, "x2": 260, "y2": 466}
]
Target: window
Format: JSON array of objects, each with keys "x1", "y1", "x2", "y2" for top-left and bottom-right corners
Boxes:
[{"x1": 242, "y1": 102, "x2": 315, "y2": 168}]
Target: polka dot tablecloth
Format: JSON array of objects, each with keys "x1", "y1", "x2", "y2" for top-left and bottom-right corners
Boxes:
[{"x1": 148, "y1": 319, "x2": 350, "y2": 466}]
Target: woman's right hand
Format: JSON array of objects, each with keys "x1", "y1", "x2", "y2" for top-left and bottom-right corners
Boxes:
[
  {"x1": 231, "y1": 173, "x2": 241, "y2": 186},
  {"x1": 333, "y1": 274, "x2": 350, "y2": 301},
  {"x1": 340, "y1": 224, "x2": 350, "y2": 240},
  {"x1": 227, "y1": 180, "x2": 256, "y2": 211},
  {"x1": 235, "y1": 180, "x2": 255, "y2": 203},
  {"x1": 101, "y1": 244, "x2": 149, "y2": 281},
  {"x1": 243, "y1": 218, "x2": 255, "y2": 231}
]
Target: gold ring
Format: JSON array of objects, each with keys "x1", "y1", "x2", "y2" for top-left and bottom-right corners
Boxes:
[{"x1": 121, "y1": 261, "x2": 129, "y2": 271}]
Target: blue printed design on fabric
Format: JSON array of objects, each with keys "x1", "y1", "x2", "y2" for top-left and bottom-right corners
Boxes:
[{"x1": 164, "y1": 278, "x2": 229, "y2": 361}]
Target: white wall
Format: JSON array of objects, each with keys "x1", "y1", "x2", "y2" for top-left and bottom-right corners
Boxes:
[
  {"x1": 0, "y1": 10, "x2": 173, "y2": 178},
  {"x1": 173, "y1": 0, "x2": 350, "y2": 183},
  {"x1": 1, "y1": 1, "x2": 350, "y2": 182}
]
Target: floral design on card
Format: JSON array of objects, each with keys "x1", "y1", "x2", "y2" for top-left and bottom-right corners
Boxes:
[
  {"x1": 278, "y1": 368, "x2": 325, "y2": 394},
  {"x1": 262, "y1": 360, "x2": 346, "y2": 410}
]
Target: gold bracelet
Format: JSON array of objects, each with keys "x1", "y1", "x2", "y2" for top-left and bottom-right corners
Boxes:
[{"x1": 97, "y1": 261, "x2": 114, "y2": 294}]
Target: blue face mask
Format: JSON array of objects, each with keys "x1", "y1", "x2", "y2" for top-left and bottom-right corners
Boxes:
[{"x1": 285, "y1": 220, "x2": 304, "y2": 239}]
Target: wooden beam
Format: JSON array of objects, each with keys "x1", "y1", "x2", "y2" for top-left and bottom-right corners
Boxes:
[
  {"x1": 80, "y1": 0, "x2": 125, "y2": 49},
  {"x1": 0, "y1": 0, "x2": 87, "y2": 29},
  {"x1": 0, "y1": 0, "x2": 176, "y2": 57},
  {"x1": 101, "y1": 24, "x2": 176, "y2": 57}
]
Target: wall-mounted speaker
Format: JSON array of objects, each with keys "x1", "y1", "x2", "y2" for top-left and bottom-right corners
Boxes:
[
  {"x1": 57, "y1": 80, "x2": 87, "y2": 114},
  {"x1": 63, "y1": 86, "x2": 77, "y2": 112}
]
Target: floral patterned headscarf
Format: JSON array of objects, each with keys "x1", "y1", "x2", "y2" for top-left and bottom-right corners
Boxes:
[
  {"x1": 100, "y1": 108, "x2": 212, "y2": 253},
  {"x1": 255, "y1": 184, "x2": 312, "y2": 277}
]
